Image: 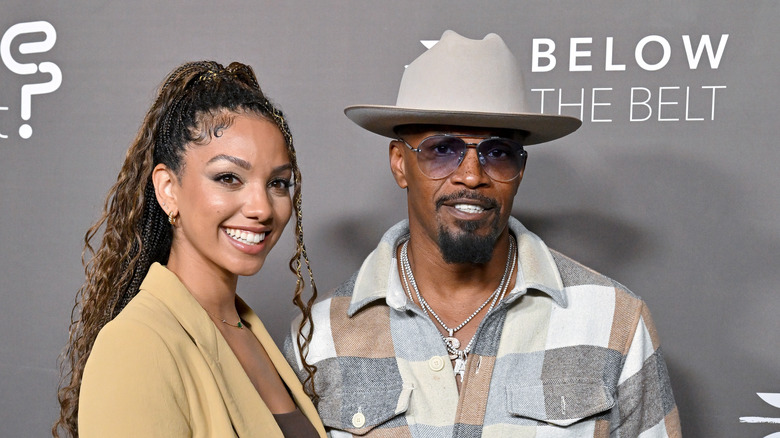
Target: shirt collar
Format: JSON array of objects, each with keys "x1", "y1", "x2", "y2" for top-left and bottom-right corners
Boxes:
[{"x1": 347, "y1": 218, "x2": 567, "y2": 317}]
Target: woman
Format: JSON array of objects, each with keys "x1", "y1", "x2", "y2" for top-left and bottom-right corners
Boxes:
[{"x1": 53, "y1": 61, "x2": 323, "y2": 437}]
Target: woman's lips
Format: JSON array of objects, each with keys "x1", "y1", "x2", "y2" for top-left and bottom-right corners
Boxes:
[{"x1": 224, "y1": 227, "x2": 266, "y2": 245}]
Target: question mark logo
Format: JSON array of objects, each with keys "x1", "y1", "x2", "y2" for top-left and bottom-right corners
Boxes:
[{"x1": 1, "y1": 21, "x2": 62, "y2": 139}]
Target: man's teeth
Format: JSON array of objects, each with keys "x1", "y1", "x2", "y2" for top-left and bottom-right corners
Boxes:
[
  {"x1": 454, "y1": 204, "x2": 485, "y2": 214},
  {"x1": 225, "y1": 228, "x2": 265, "y2": 245}
]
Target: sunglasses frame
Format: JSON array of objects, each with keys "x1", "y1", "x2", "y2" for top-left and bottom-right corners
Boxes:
[{"x1": 398, "y1": 133, "x2": 527, "y2": 182}]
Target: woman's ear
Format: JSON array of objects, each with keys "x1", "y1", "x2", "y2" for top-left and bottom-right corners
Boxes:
[
  {"x1": 389, "y1": 140, "x2": 408, "y2": 189},
  {"x1": 152, "y1": 163, "x2": 178, "y2": 215}
]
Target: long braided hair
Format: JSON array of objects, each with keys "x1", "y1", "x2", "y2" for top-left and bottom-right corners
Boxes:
[{"x1": 53, "y1": 61, "x2": 319, "y2": 437}]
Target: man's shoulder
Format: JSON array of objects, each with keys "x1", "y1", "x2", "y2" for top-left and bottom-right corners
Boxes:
[
  {"x1": 309, "y1": 271, "x2": 359, "y2": 316},
  {"x1": 540, "y1": 250, "x2": 655, "y2": 354},
  {"x1": 548, "y1": 248, "x2": 640, "y2": 299},
  {"x1": 332, "y1": 270, "x2": 360, "y2": 298}
]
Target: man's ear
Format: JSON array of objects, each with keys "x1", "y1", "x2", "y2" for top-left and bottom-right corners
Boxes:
[
  {"x1": 152, "y1": 163, "x2": 178, "y2": 215},
  {"x1": 389, "y1": 140, "x2": 408, "y2": 189}
]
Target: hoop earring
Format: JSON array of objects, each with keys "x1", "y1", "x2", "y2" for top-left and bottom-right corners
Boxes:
[{"x1": 168, "y1": 211, "x2": 178, "y2": 225}]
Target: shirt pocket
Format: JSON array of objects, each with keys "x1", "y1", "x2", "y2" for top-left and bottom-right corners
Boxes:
[
  {"x1": 318, "y1": 384, "x2": 414, "y2": 435},
  {"x1": 505, "y1": 379, "x2": 615, "y2": 427}
]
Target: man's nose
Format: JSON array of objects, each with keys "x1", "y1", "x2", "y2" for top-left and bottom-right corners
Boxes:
[{"x1": 450, "y1": 146, "x2": 490, "y2": 187}]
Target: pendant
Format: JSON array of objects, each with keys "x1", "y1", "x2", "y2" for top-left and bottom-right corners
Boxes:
[
  {"x1": 453, "y1": 357, "x2": 467, "y2": 382},
  {"x1": 444, "y1": 336, "x2": 460, "y2": 350}
]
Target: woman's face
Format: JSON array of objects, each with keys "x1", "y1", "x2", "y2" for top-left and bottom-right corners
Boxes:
[{"x1": 163, "y1": 113, "x2": 293, "y2": 279}]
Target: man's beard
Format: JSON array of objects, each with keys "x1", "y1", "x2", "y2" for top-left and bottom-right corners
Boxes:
[{"x1": 437, "y1": 216, "x2": 501, "y2": 264}]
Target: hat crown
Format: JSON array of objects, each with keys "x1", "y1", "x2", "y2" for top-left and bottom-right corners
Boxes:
[
  {"x1": 396, "y1": 30, "x2": 529, "y2": 114},
  {"x1": 343, "y1": 30, "x2": 581, "y2": 144}
]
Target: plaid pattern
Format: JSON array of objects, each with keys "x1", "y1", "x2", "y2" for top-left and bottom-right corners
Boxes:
[{"x1": 285, "y1": 219, "x2": 681, "y2": 437}]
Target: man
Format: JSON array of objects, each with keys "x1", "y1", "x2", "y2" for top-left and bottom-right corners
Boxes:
[{"x1": 286, "y1": 30, "x2": 681, "y2": 437}]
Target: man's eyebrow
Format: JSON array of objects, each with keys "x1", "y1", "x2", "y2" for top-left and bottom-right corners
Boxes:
[{"x1": 206, "y1": 154, "x2": 251, "y2": 170}]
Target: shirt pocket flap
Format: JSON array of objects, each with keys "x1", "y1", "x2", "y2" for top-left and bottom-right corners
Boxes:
[
  {"x1": 318, "y1": 384, "x2": 414, "y2": 435},
  {"x1": 506, "y1": 380, "x2": 615, "y2": 427}
]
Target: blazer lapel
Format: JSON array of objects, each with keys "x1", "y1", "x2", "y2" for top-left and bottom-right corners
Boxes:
[{"x1": 141, "y1": 264, "x2": 283, "y2": 437}]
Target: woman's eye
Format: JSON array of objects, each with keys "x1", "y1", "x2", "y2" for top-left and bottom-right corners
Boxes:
[
  {"x1": 269, "y1": 178, "x2": 292, "y2": 191},
  {"x1": 215, "y1": 173, "x2": 241, "y2": 185}
]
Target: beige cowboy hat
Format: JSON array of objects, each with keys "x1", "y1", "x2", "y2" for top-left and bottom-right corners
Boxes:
[{"x1": 344, "y1": 30, "x2": 581, "y2": 145}]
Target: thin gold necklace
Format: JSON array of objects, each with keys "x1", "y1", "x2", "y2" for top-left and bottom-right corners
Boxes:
[{"x1": 204, "y1": 309, "x2": 243, "y2": 329}]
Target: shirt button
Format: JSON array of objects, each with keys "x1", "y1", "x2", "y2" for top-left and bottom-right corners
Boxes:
[
  {"x1": 352, "y1": 412, "x2": 366, "y2": 428},
  {"x1": 429, "y1": 356, "x2": 445, "y2": 371}
]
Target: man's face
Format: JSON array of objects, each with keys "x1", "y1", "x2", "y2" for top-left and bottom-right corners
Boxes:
[{"x1": 389, "y1": 125, "x2": 523, "y2": 264}]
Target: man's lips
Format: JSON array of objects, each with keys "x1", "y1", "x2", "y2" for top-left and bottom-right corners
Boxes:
[
  {"x1": 451, "y1": 203, "x2": 487, "y2": 214},
  {"x1": 436, "y1": 191, "x2": 498, "y2": 213}
]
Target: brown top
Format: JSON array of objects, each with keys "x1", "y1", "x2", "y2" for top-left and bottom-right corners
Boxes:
[{"x1": 273, "y1": 407, "x2": 320, "y2": 438}]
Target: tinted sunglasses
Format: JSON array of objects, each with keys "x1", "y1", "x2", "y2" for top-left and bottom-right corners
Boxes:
[{"x1": 399, "y1": 134, "x2": 527, "y2": 182}]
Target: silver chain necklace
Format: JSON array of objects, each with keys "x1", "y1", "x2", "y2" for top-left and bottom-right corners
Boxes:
[{"x1": 400, "y1": 235, "x2": 517, "y2": 381}]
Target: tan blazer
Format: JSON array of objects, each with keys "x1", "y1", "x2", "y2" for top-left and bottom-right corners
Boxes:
[{"x1": 79, "y1": 263, "x2": 325, "y2": 438}]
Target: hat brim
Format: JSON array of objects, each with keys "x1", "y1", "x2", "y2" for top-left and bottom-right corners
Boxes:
[{"x1": 345, "y1": 105, "x2": 582, "y2": 145}]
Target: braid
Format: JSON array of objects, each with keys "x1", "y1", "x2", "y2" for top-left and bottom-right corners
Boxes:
[
  {"x1": 282, "y1": 118, "x2": 320, "y2": 402},
  {"x1": 118, "y1": 181, "x2": 172, "y2": 313},
  {"x1": 250, "y1": 83, "x2": 320, "y2": 400}
]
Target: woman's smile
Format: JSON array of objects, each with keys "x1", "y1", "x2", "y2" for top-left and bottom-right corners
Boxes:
[
  {"x1": 222, "y1": 226, "x2": 270, "y2": 256},
  {"x1": 224, "y1": 227, "x2": 266, "y2": 245}
]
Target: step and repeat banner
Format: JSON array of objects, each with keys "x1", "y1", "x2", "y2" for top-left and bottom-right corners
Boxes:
[{"x1": 1, "y1": 1, "x2": 778, "y2": 437}]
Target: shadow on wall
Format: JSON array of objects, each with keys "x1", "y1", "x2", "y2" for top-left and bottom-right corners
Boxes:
[
  {"x1": 513, "y1": 142, "x2": 780, "y2": 437},
  {"x1": 313, "y1": 176, "x2": 409, "y2": 290},
  {"x1": 319, "y1": 211, "x2": 405, "y2": 274},
  {"x1": 516, "y1": 209, "x2": 651, "y2": 275}
]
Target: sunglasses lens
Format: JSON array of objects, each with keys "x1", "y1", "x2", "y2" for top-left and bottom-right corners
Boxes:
[
  {"x1": 413, "y1": 135, "x2": 527, "y2": 181},
  {"x1": 478, "y1": 139, "x2": 526, "y2": 181},
  {"x1": 416, "y1": 136, "x2": 466, "y2": 179}
]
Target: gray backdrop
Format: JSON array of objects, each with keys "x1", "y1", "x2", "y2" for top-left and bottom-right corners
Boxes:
[{"x1": 1, "y1": 1, "x2": 778, "y2": 437}]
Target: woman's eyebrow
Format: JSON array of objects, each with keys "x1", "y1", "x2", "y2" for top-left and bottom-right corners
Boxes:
[
  {"x1": 271, "y1": 163, "x2": 293, "y2": 174},
  {"x1": 206, "y1": 154, "x2": 251, "y2": 169}
]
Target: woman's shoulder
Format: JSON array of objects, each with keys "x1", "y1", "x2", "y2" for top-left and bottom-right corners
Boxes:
[
  {"x1": 90, "y1": 290, "x2": 180, "y2": 359},
  {"x1": 79, "y1": 294, "x2": 193, "y2": 435},
  {"x1": 82, "y1": 293, "x2": 187, "y2": 393}
]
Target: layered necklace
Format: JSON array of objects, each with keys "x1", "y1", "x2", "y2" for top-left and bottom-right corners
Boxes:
[{"x1": 399, "y1": 235, "x2": 516, "y2": 381}]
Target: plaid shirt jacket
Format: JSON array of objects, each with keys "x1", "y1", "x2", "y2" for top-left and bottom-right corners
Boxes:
[{"x1": 285, "y1": 218, "x2": 681, "y2": 437}]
